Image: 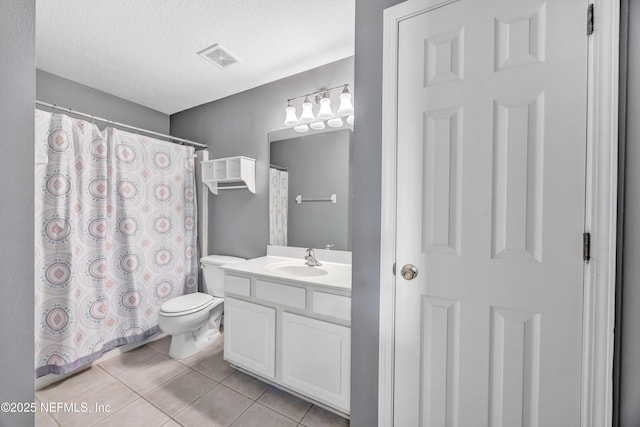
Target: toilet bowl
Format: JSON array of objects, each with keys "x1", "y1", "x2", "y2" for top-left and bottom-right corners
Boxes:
[{"x1": 158, "y1": 254, "x2": 244, "y2": 359}]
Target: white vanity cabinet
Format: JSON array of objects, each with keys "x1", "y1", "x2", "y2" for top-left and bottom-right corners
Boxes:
[{"x1": 223, "y1": 272, "x2": 351, "y2": 416}]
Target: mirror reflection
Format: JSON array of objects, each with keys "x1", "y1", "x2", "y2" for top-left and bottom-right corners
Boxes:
[{"x1": 269, "y1": 127, "x2": 352, "y2": 251}]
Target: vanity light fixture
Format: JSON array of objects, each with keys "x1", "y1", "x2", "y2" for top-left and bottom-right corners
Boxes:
[
  {"x1": 284, "y1": 102, "x2": 299, "y2": 127},
  {"x1": 337, "y1": 86, "x2": 354, "y2": 116},
  {"x1": 283, "y1": 84, "x2": 354, "y2": 132},
  {"x1": 317, "y1": 92, "x2": 334, "y2": 120},
  {"x1": 327, "y1": 117, "x2": 344, "y2": 128},
  {"x1": 300, "y1": 97, "x2": 316, "y2": 123},
  {"x1": 310, "y1": 121, "x2": 326, "y2": 130}
]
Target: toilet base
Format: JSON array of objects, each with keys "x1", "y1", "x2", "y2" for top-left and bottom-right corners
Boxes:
[
  {"x1": 164, "y1": 303, "x2": 224, "y2": 359},
  {"x1": 168, "y1": 328, "x2": 220, "y2": 359}
]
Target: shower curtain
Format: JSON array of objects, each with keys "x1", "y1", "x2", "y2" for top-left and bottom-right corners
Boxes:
[
  {"x1": 34, "y1": 110, "x2": 198, "y2": 377},
  {"x1": 269, "y1": 167, "x2": 288, "y2": 246}
]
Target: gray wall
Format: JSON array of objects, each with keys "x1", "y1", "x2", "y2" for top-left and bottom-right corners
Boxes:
[
  {"x1": 36, "y1": 69, "x2": 170, "y2": 134},
  {"x1": 171, "y1": 57, "x2": 354, "y2": 259},
  {"x1": 616, "y1": 0, "x2": 640, "y2": 425},
  {"x1": 351, "y1": 0, "x2": 403, "y2": 425},
  {"x1": 0, "y1": 0, "x2": 35, "y2": 425},
  {"x1": 270, "y1": 129, "x2": 352, "y2": 251}
]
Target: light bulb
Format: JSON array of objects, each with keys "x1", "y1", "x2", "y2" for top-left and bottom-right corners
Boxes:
[
  {"x1": 284, "y1": 104, "x2": 299, "y2": 127},
  {"x1": 317, "y1": 92, "x2": 334, "y2": 119},
  {"x1": 310, "y1": 121, "x2": 325, "y2": 130},
  {"x1": 347, "y1": 114, "x2": 354, "y2": 125},
  {"x1": 327, "y1": 117, "x2": 343, "y2": 128},
  {"x1": 337, "y1": 86, "x2": 354, "y2": 116},
  {"x1": 300, "y1": 97, "x2": 315, "y2": 123},
  {"x1": 294, "y1": 124, "x2": 309, "y2": 132}
]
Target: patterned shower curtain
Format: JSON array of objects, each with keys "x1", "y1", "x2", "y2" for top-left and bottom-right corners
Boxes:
[
  {"x1": 34, "y1": 110, "x2": 198, "y2": 377},
  {"x1": 269, "y1": 167, "x2": 288, "y2": 246}
]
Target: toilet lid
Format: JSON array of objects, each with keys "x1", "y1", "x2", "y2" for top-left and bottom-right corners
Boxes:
[{"x1": 160, "y1": 292, "x2": 214, "y2": 314}]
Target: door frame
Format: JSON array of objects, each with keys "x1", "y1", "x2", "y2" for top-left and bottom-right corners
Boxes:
[{"x1": 377, "y1": 0, "x2": 620, "y2": 426}]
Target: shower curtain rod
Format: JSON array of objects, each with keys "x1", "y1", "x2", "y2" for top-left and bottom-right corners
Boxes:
[
  {"x1": 269, "y1": 164, "x2": 288, "y2": 171},
  {"x1": 35, "y1": 100, "x2": 207, "y2": 149}
]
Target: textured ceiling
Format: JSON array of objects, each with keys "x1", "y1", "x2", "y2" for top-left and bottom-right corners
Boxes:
[{"x1": 36, "y1": 0, "x2": 355, "y2": 114}]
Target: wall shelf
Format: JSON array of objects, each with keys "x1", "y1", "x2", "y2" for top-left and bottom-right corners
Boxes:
[{"x1": 202, "y1": 156, "x2": 256, "y2": 195}]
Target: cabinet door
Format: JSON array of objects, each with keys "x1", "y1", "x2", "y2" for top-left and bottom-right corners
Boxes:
[
  {"x1": 281, "y1": 312, "x2": 350, "y2": 413},
  {"x1": 224, "y1": 297, "x2": 276, "y2": 379}
]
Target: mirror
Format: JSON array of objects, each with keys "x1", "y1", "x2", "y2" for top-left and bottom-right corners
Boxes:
[{"x1": 269, "y1": 127, "x2": 352, "y2": 251}]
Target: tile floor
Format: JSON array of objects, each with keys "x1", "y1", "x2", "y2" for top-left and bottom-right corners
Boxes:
[{"x1": 36, "y1": 334, "x2": 349, "y2": 427}]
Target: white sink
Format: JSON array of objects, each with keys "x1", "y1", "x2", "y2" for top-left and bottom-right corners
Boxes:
[
  {"x1": 221, "y1": 253, "x2": 352, "y2": 289},
  {"x1": 274, "y1": 265, "x2": 329, "y2": 277},
  {"x1": 265, "y1": 262, "x2": 329, "y2": 277}
]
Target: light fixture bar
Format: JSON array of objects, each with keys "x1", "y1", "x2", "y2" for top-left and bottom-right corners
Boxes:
[{"x1": 286, "y1": 84, "x2": 351, "y2": 103}]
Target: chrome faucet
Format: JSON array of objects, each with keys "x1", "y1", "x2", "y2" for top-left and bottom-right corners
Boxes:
[{"x1": 305, "y1": 248, "x2": 322, "y2": 266}]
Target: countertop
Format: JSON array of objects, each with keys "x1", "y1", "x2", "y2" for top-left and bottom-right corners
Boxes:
[{"x1": 220, "y1": 255, "x2": 352, "y2": 291}]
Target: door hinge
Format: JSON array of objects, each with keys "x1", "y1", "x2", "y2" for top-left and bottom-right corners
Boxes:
[
  {"x1": 587, "y1": 4, "x2": 594, "y2": 35},
  {"x1": 583, "y1": 232, "x2": 591, "y2": 262},
  {"x1": 392, "y1": 262, "x2": 396, "y2": 275}
]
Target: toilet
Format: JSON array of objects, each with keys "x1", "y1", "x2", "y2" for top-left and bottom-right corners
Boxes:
[{"x1": 158, "y1": 254, "x2": 245, "y2": 359}]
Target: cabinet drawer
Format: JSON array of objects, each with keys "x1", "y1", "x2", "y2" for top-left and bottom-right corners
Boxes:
[
  {"x1": 312, "y1": 292, "x2": 351, "y2": 321},
  {"x1": 225, "y1": 275, "x2": 250, "y2": 296},
  {"x1": 255, "y1": 280, "x2": 306, "y2": 309}
]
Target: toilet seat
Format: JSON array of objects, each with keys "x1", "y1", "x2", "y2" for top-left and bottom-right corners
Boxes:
[{"x1": 160, "y1": 292, "x2": 220, "y2": 317}]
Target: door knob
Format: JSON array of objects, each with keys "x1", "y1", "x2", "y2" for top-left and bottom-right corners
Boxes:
[{"x1": 401, "y1": 264, "x2": 418, "y2": 280}]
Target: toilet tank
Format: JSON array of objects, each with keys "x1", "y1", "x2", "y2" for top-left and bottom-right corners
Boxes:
[{"x1": 200, "y1": 255, "x2": 245, "y2": 297}]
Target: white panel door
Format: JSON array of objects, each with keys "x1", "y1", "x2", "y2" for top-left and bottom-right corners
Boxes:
[
  {"x1": 394, "y1": 0, "x2": 588, "y2": 426},
  {"x1": 281, "y1": 312, "x2": 351, "y2": 413},
  {"x1": 224, "y1": 297, "x2": 276, "y2": 378}
]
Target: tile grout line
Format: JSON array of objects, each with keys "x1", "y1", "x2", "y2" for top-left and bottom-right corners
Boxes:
[
  {"x1": 144, "y1": 345, "x2": 308, "y2": 424},
  {"x1": 92, "y1": 364, "x2": 176, "y2": 425},
  {"x1": 299, "y1": 404, "x2": 313, "y2": 426},
  {"x1": 35, "y1": 395, "x2": 63, "y2": 427},
  {"x1": 86, "y1": 365, "x2": 136, "y2": 426},
  {"x1": 132, "y1": 343, "x2": 242, "y2": 425},
  {"x1": 95, "y1": 364, "x2": 144, "y2": 398},
  {"x1": 252, "y1": 401, "x2": 307, "y2": 425},
  {"x1": 194, "y1": 367, "x2": 323, "y2": 425},
  {"x1": 228, "y1": 382, "x2": 312, "y2": 426},
  {"x1": 88, "y1": 395, "x2": 139, "y2": 427},
  {"x1": 253, "y1": 389, "x2": 311, "y2": 424},
  {"x1": 142, "y1": 341, "x2": 199, "y2": 372},
  {"x1": 97, "y1": 359, "x2": 214, "y2": 424},
  {"x1": 142, "y1": 338, "x2": 238, "y2": 382},
  {"x1": 228, "y1": 405, "x2": 252, "y2": 426},
  {"x1": 171, "y1": 379, "x2": 232, "y2": 422},
  {"x1": 195, "y1": 365, "x2": 236, "y2": 383},
  {"x1": 98, "y1": 348, "x2": 192, "y2": 397},
  {"x1": 220, "y1": 378, "x2": 278, "y2": 427},
  {"x1": 143, "y1": 342, "x2": 170, "y2": 357},
  {"x1": 139, "y1": 365, "x2": 220, "y2": 421},
  {"x1": 223, "y1": 378, "x2": 273, "y2": 427}
]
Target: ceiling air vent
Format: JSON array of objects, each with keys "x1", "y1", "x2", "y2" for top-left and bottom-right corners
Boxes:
[{"x1": 198, "y1": 44, "x2": 239, "y2": 68}]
